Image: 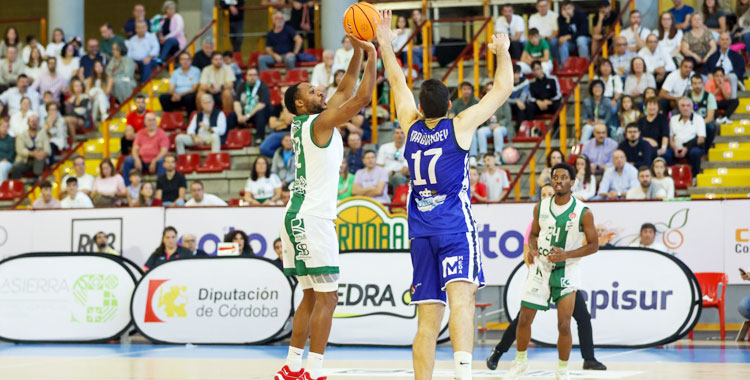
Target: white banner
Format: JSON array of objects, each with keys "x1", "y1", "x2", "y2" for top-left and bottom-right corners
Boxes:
[
  {"x1": 0, "y1": 254, "x2": 137, "y2": 342},
  {"x1": 131, "y1": 257, "x2": 293, "y2": 344},
  {"x1": 328, "y1": 252, "x2": 449, "y2": 346},
  {"x1": 0, "y1": 199, "x2": 748, "y2": 283},
  {"x1": 505, "y1": 248, "x2": 700, "y2": 347}
]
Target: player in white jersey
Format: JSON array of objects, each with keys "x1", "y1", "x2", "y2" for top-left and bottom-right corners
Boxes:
[
  {"x1": 504, "y1": 163, "x2": 599, "y2": 380},
  {"x1": 275, "y1": 35, "x2": 377, "y2": 380}
]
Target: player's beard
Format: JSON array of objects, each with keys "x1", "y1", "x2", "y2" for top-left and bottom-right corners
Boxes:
[{"x1": 310, "y1": 103, "x2": 326, "y2": 114}]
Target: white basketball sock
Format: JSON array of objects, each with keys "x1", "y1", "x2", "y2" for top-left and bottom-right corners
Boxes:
[
  {"x1": 306, "y1": 352, "x2": 325, "y2": 379},
  {"x1": 454, "y1": 351, "x2": 472, "y2": 380},
  {"x1": 285, "y1": 346, "x2": 304, "y2": 372}
]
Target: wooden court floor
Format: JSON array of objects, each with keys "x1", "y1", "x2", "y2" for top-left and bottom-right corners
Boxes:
[{"x1": 0, "y1": 340, "x2": 748, "y2": 379}]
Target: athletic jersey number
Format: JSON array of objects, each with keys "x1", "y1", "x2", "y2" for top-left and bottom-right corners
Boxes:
[{"x1": 411, "y1": 148, "x2": 443, "y2": 185}]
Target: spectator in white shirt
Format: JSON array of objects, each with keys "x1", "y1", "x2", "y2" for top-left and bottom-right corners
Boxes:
[
  {"x1": 243, "y1": 156, "x2": 282, "y2": 205},
  {"x1": 176, "y1": 93, "x2": 225, "y2": 154},
  {"x1": 651, "y1": 157, "x2": 675, "y2": 199},
  {"x1": 572, "y1": 155, "x2": 596, "y2": 200},
  {"x1": 0, "y1": 74, "x2": 41, "y2": 117},
  {"x1": 630, "y1": 223, "x2": 668, "y2": 252},
  {"x1": 479, "y1": 153, "x2": 510, "y2": 202},
  {"x1": 310, "y1": 50, "x2": 334, "y2": 93},
  {"x1": 126, "y1": 20, "x2": 159, "y2": 83},
  {"x1": 352, "y1": 150, "x2": 390, "y2": 204},
  {"x1": 609, "y1": 37, "x2": 636, "y2": 78},
  {"x1": 657, "y1": 12, "x2": 684, "y2": 60},
  {"x1": 186, "y1": 180, "x2": 227, "y2": 206},
  {"x1": 597, "y1": 150, "x2": 639, "y2": 200},
  {"x1": 46, "y1": 28, "x2": 66, "y2": 58},
  {"x1": 594, "y1": 59, "x2": 623, "y2": 109},
  {"x1": 626, "y1": 166, "x2": 667, "y2": 199},
  {"x1": 62, "y1": 156, "x2": 95, "y2": 196},
  {"x1": 659, "y1": 57, "x2": 694, "y2": 111},
  {"x1": 528, "y1": 0, "x2": 559, "y2": 63},
  {"x1": 495, "y1": 4, "x2": 526, "y2": 59},
  {"x1": 376, "y1": 127, "x2": 409, "y2": 187},
  {"x1": 8, "y1": 96, "x2": 36, "y2": 137},
  {"x1": 333, "y1": 36, "x2": 354, "y2": 72},
  {"x1": 620, "y1": 10, "x2": 651, "y2": 52},
  {"x1": 60, "y1": 177, "x2": 94, "y2": 209},
  {"x1": 639, "y1": 34, "x2": 676, "y2": 84},
  {"x1": 669, "y1": 97, "x2": 705, "y2": 177}
]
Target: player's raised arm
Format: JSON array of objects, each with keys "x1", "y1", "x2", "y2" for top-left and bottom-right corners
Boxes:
[
  {"x1": 326, "y1": 37, "x2": 365, "y2": 110},
  {"x1": 314, "y1": 40, "x2": 378, "y2": 132},
  {"x1": 376, "y1": 10, "x2": 420, "y2": 132},
  {"x1": 453, "y1": 33, "x2": 514, "y2": 145}
]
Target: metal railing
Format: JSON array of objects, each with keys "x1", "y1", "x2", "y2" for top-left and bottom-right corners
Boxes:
[
  {"x1": 12, "y1": 21, "x2": 217, "y2": 209},
  {"x1": 500, "y1": 0, "x2": 634, "y2": 202}
]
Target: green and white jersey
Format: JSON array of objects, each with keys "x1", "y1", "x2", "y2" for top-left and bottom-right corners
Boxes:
[
  {"x1": 287, "y1": 113, "x2": 343, "y2": 220},
  {"x1": 536, "y1": 196, "x2": 588, "y2": 267}
]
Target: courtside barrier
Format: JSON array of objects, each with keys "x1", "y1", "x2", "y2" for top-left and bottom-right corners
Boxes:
[
  {"x1": 130, "y1": 256, "x2": 294, "y2": 344},
  {"x1": 503, "y1": 247, "x2": 702, "y2": 348},
  {"x1": 0, "y1": 253, "x2": 140, "y2": 343}
]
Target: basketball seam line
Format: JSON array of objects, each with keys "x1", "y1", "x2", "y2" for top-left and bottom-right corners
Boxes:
[
  {"x1": 356, "y1": 3, "x2": 376, "y2": 40},
  {"x1": 352, "y1": 4, "x2": 368, "y2": 40}
]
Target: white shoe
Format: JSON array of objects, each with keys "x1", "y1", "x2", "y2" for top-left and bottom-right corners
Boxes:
[
  {"x1": 502, "y1": 361, "x2": 529, "y2": 380},
  {"x1": 556, "y1": 368, "x2": 570, "y2": 380}
]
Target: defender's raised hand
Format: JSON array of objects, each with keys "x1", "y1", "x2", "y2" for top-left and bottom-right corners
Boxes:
[
  {"x1": 488, "y1": 33, "x2": 511, "y2": 55},
  {"x1": 376, "y1": 10, "x2": 395, "y2": 48}
]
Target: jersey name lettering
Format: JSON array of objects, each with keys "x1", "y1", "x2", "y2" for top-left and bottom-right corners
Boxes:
[{"x1": 409, "y1": 129, "x2": 450, "y2": 145}]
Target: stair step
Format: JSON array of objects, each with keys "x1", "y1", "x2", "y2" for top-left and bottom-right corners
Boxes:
[
  {"x1": 703, "y1": 160, "x2": 750, "y2": 169},
  {"x1": 690, "y1": 193, "x2": 750, "y2": 199},
  {"x1": 715, "y1": 135, "x2": 750, "y2": 143},
  {"x1": 739, "y1": 98, "x2": 750, "y2": 114},
  {"x1": 708, "y1": 149, "x2": 750, "y2": 161},
  {"x1": 702, "y1": 167, "x2": 750, "y2": 175},
  {"x1": 696, "y1": 173, "x2": 750, "y2": 187},
  {"x1": 720, "y1": 123, "x2": 750, "y2": 136},
  {"x1": 687, "y1": 186, "x2": 750, "y2": 195}
]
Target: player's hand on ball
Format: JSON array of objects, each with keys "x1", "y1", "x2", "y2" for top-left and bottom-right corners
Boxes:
[
  {"x1": 376, "y1": 10, "x2": 395, "y2": 46},
  {"x1": 547, "y1": 246, "x2": 567, "y2": 263},
  {"x1": 488, "y1": 33, "x2": 510, "y2": 54},
  {"x1": 349, "y1": 36, "x2": 376, "y2": 54}
]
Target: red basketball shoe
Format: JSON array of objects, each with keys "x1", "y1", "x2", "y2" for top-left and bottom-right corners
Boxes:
[{"x1": 274, "y1": 365, "x2": 305, "y2": 380}]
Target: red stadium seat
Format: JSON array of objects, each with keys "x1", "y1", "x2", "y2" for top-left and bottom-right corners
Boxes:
[
  {"x1": 176, "y1": 153, "x2": 201, "y2": 173},
  {"x1": 567, "y1": 143, "x2": 583, "y2": 164},
  {"x1": 558, "y1": 77, "x2": 576, "y2": 98},
  {"x1": 228, "y1": 198, "x2": 242, "y2": 206},
  {"x1": 282, "y1": 69, "x2": 309, "y2": 86},
  {"x1": 232, "y1": 51, "x2": 247, "y2": 69},
  {"x1": 159, "y1": 111, "x2": 185, "y2": 131},
  {"x1": 689, "y1": 273, "x2": 729, "y2": 340},
  {"x1": 297, "y1": 48, "x2": 323, "y2": 67},
  {"x1": 168, "y1": 133, "x2": 179, "y2": 151},
  {"x1": 196, "y1": 152, "x2": 231, "y2": 173},
  {"x1": 512, "y1": 120, "x2": 546, "y2": 143},
  {"x1": 555, "y1": 57, "x2": 589, "y2": 77},
  {"x1": 259, "y1": 70, "x2": 282, "y2": 88},
  {"x1": 390, "y1": 184, "x2": 409, "y2": 214},
  {"x1": 222, "y1": 129, "x2": 251, "y2": 150},
  {"x1": 670, "y1": 164, "x2": 692, "y2": 189},
  {"x1": 0, "y1": 180, "x2": 25, "y2": 200},
  {"x1": 270, "y1": 88, "x2": 282, "y2": 106},
  {"x1": 248, "y1": 51, "x2": 261, "y2": 68}
]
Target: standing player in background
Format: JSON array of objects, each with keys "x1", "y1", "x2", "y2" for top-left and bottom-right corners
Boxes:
[
  {"x1": 487, "y1": 184, "x2": 606, "y2": 371},
  {"x1": 274, "y1": 33, "x2": 378, "y2": 380},
  {"x1": 376, "y1": 10, "x2": 513, "y2": 380},
  {"x1": 504, "y1": 163, "x2": 599, "y2": 380}
]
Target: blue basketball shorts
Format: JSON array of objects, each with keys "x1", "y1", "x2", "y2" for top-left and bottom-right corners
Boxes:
[{"x1": 409, "y1": 232, "x2": 486, "y2": 305}]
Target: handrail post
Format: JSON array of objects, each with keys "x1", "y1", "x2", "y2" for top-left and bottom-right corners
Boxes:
[
  {"x1": 473, "y1": 38, "x2": 479, "y2": 97},
  {"x1": 40, "y1": 18, "x2": 47, "y2": 46},
  {"x1": 422, "y1": 0, "x2": 428, "y2": 18},
  {"x1": 103, "y1": 121, "x2": 110, "y2": 159},
  {"x1": 630, "y1": 0, "x2": 636, "y2": 11},
  {"x1": 427, "y1": 21, "x2": 433, "y2": 79},
  {"x1": 487, "y1": 18, "x2": 494, "y2": 78},
  {"x1": 602, "y1": 41, "x2": 608, "y2": 58},
  {"x1": 389, "y1": 87, "x2": 395, "y2": 121},
  {"x1": 314, "y1": 4, "x2": 321, "y2": 49},
  {"x1": 224, "y1": 10, "x2": 230, "y2": 51},
  {"x1": 213, "y1": 7, "x2": 219, "y2": 50},
  {"x1": 169, "y1": 61, "x2": 174, "y2": 75},
  {"x1": 457, "y1": 57, "x2": 463, "y2": 85},
  {"x1": 371, "y1": 87, "x2": 378, "y2": 144},
  {"x1": 559, "y1": 105, "x2": 567, "y2": 156},
  {"x1": 573, "y1": 82, "x2": 581, "y2": 140},
  {"x1": 407, "y1": 40, "x2": 414, "y2": 91},
  {"x1": 190, "y1": 42, "x2": 195, "y2": 56},
  {"x1": 422, "y1": 22, "x2": 429, "y2": 79},
  {"x1": 544, "y1": 130, "x2": 551, "y2": 158},
  {"x1": 614, "y1": 23, "x2": 620, "y2": 38},
  {"x1": 529, "y1": 155, "x2": 536, "y2": 198},
  {"x1": 514, "y1": 180, "x2": 520, "y2": 201}
]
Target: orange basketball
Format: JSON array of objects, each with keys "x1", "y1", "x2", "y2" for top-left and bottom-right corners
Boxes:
[{"x1": 342, "y1": 2, "x2": 381, "y2": 41}]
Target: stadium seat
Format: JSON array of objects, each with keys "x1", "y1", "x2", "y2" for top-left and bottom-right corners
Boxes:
[
  {"x1": 297, "y1": 48, "x2": 323, "y2": 67},
  {"x1": 567, "y1": 143, "x2": 583, "y2": 164},
  {"x1": 270, "y1": 88, "x2": 282, "y2": 106},
  {"x1": 196, "y1": 152, "x2": 231, "y2": 173},
  {"x1": 670, "y1": 165, "x2": 692, "y2": 189},
  {"x1": 160, "y1": 111, "x2": 185, "y2": 131},
  {"x1": 390, "y1": 184, "x2": 409, "y2": 214},
  {"x1": 232, "y1": 51, "x2": 247, "y2": 69},
  {"x1": 176, "y1": 153, "x2": 201, "y2": 173},
  {"x1": 248, "y1": 51, "x2": 261, "y2": 68},
  {"x1": 0, "y1": 180, "x2": 25, "y2": 200},
  {"x1": 512, "y1": 120, "x2": 546, "y2": 142},
  {"x1": 222, "y1": 129, "x2": 251, "y2": 150},
  {"x1": 558, "y1": 77, "x2": 576, "y2": 98},
  {"x1": 228, "y1": 198, "x2": 242, "y2": 206},
  {"x1": 169, "y1": 132, "x2": 179, "y2": 151},
  {"x1": 282, "y1": 69, "x2": 309, "y2": 86},
  {"x1": 555, "y1": 57, "x2": 588, "y2": 77},
  {"x1": 689, "y1": 273, "x2": 729, "y2": 340},
  {"x1": 259, "y1": 70, "x2": 282, "y2": 88}
]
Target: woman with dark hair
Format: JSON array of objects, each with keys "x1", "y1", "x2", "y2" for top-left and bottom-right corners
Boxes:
[
  {"x1": 224, "y1": 230, "x2": 254, "y2": 256},
  {"x1": 581, "y1": 79, "x2": 614, "y2": 142},
  {"x1": 572, "y1": 155, "x2": 596, "y2": 200},
  {"x1": 243, "y1": 156, "x2": 282, "y2": 205},
  {"x1": 24, "y1": 46, "x2": 45, "y2": 82},
  {"x1": 86, "y1": 60, "x2": 112, "y2": 122},
  {"x1": 0, "y1": 26, "x2": 22, "y2": 59},
  {"x1": 536, "y1": 148, "x2": 565, "y2": 189},
  {"x1": 135, "y1": 182, "x2": 163, "y2": 207},
  {"x1": 106, "y1": 42, "x2": 136, "y2": 103},
  {"x1": 143, "y1": 226, "x2": 192, "y2": 271},
  {"x1": 91, "y1": 158, "x2": 126, "y2": 206},
  {"x1": 45, "y1": 28, "x2": 66, "y2": 58},
  {"x1": 594, "y1": 58, "x2": 622, "y2": 108},
  {"x1": 63, "y1": 78, "x2": 90, "y2": 142},
  {"x1": 623, "y1": 57, "x2": 655, "y2": 102},
  {"x1": 702, "y1": 0, "x2": 727, "y2": 38},
  {"x1": 58, "y1": 43, "x2": 81, "y2": 82}
]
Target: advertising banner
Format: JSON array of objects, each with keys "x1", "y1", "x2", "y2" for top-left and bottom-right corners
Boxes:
[
  {"x1": 722, "y1": 200, "x2": 750, "y2": 283},
  {"x1": 504, "y1": 248, "x2": 701, "y2": 347},
  {"x1": 131, "y1": 257, "x2": 293, "y2": 344},
  {"x1": 328, "y1": 252, "x2": 449, "y2": 346},
  {"x1": 0, "y1": 253, "x2": 137, "y2": 342}
]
